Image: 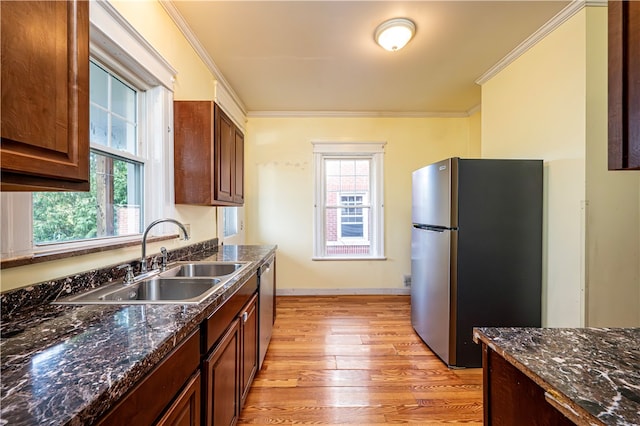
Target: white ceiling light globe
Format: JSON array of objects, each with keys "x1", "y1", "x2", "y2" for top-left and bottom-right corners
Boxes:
[{"x1": 375, "y1": 18, "x2": 416, "y2": 52}]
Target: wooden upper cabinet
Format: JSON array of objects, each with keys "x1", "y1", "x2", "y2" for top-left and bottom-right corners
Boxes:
[
  {"x1": 174, "y1": 101, "x2": 215, "y2": 205},
  {"x1": 215, "y1": 105, "x2": 235, "y2": 204},
  {"x1": 233, "y1": 128, "x2": 245, "y2": 204},
  {"x1": 609, "y1": 1, "x2": 640, "y2": 170},
  {"x1": 1, "y1": 0, "x2": 90, "y2": 191},
  {"x1": 174, "y1": 101, "x2": 245, "y2": 206}
]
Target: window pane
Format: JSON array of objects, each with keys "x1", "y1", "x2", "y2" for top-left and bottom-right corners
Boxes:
[
  {"x1": 111, "y1": 77, "x2": 136, "y2": 121},
  {"x1": 89, "y1": 60, "x2": 137, "y2": 155},
  {"x1": 321, "y1": 157, "x2": 372, "y2": 256},
  {"x1": 223, "y1": 208, "x2": 238, "y2": 237},
  {"x1": 324, "y1": 205, "x2": 371, "y2": 256},
  {"x1": 33, "y1": 152, "x2": 142, "y2": 244},
  {"x1": 89, "y1": 62, "x2": 108, "y2": 108},
  {"x1": 325, "y1": 159, "x2": 370, "y2": 204},
  {"x1": 111, "y1": 116, "x2": 136, "y2": 152},
  {"x1": 90, "y1": 105, "x2": 109, "y2": 147}
]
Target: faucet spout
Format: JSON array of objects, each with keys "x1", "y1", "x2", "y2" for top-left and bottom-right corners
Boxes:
[{"x1": 141, "y1": 218, "x2": 190, "y2": 273}]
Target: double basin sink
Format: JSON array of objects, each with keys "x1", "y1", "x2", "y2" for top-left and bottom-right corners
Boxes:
[{"x1": 54, "y1": 261, "x2": 252, "y2": 305}]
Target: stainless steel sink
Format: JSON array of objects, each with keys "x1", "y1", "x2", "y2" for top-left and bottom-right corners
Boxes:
[
  {"x1": 54, "y1": 261, "x2": 253, "y2": 305},
  {"x1": 159, "y1": 262, "x2": 248, "y2": 278},
  {"x1": 100, "y1": 278, "x2": 222, "y2": 302}
]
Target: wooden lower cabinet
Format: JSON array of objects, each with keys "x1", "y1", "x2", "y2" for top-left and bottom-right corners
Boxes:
[
  {"x1": 97, "y1": 330, "x2": 201, "y2": 426},
  {"x1": 203, "y1": 318, "x2": 241, "y2": 426},
  {"x1": 97, "y1": 272, "x2": 265, "y2": 426},
  {"x1": 203, "y1": 292, "x2": 259, "y2": 426},
  {"x1": 482, "y1": 344, "x2": 575, "y2": 425},
  {"x1": 156, "y1": 372, "x2": 201, "y2": 426},
  {"x1": 240, "y1": 294, "x2": 258, "y2": 406}
]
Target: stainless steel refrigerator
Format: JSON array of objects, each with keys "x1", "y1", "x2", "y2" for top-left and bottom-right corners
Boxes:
[{"x1": 411, "y1": 157, "x2": 542, "y2": 368}]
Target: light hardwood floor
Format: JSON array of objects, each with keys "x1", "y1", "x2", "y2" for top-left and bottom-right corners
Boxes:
[{"x1": 238, "y1": 295, "x2": 483, "y2": 425}]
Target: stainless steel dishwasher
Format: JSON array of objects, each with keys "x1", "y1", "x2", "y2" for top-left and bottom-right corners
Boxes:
[{"x1": 258, "y1": 255, "x2": 275, "y2": 369}]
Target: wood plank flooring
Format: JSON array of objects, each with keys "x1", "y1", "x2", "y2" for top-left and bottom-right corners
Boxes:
[{"x1": 238, "y1": 295, "x2": 483, "y2": 425}]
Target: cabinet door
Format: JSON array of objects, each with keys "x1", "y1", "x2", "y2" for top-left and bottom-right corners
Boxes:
[
  {"x1": 203, "y1": 318, "x2": 240, "y2": 426},
  {"x1": 155, "y1": 372, "x2": 201, "y2": 426},
  {"x1": 609, "y1": 1, "x2": 640, "y2": 170},
  {"x1": 174, "y1": 101, "x2": 244, "y2": 206},
  {"x1": 233, "y1": 129, "x2": 245, "y2": 204},
  {"x1": 0, "y1": 0, "x2": 90, "y2": 191},
  {"x1": 174, "y1": 101, "x2": 215, "y2": 204},
  {"x1": 240, "y1": 294, "x2": 258, "y2": 407},
  {"x1": 215, "y1": 104, "x2": 235, "y2": 203},
  {"x1": 98, "y1": 330, "x2": 201, "y2": 426}
]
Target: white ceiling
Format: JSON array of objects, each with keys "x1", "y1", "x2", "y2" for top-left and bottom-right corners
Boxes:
[{"x1": 166, "y1": 1, "x2": 571, "y2": 115}]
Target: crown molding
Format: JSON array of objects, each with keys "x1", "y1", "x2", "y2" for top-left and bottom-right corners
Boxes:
[
  {"x1": 159, "y1": 1, "x2": 247, "y2": 117},
  {"x1": 247, "y1": 110, "x2": 470, "y2": 119},
  {"x1": 476, "y1": 0, "x2": 607, "y2": 86},
  {"x1": 467, "y1": 104, "x2": 481, "y2": 116}
]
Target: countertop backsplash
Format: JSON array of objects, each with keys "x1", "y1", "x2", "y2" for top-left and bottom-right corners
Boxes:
[{"x1": 0, "y1": 238, "x2": 219, "y2": 337}]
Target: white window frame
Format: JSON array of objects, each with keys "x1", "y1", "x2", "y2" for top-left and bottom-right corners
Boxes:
[
  {"x1": 1, "y1": 0, "x2": 177, "y2": 259},
  {"x1": 312, "y1": 141, "x2": 386, "y2": 260}
]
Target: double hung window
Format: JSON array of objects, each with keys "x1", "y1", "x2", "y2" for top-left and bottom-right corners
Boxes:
[
  {"x1": 32, "y1": 61, "x2": 144, "y2": 244},
  {"x1": 312, "y1": 142, "x2": 385, "y2": 259}
]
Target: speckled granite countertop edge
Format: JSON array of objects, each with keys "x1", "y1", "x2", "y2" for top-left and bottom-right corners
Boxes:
[
  {"x1": 473, "y1": 328, "x2": 602, "y2": 426},
  {"x1": 473, "y1": 327, "x2": 640, "y2": 426}
]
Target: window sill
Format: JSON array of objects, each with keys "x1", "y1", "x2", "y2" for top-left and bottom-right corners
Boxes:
[
  {"x1": 312, "y1": 256, "x2": 387, "y2": 261},
  {"x1": 1, "y1": 234, "x2": 179, "y2": 270}
]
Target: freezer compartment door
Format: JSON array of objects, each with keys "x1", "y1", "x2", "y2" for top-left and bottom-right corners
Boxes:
[
  {"x1": 411, "y1": 226, "x2": 454, "y2": 365},
  {"x1": 412, "y1": 158, "x2": 456, "y2": 228}
]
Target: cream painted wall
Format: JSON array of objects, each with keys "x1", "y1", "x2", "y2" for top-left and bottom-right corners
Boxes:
[
  {"x1": 244, "y1": 116, "x2": 479, "y2": 293},
  {"x1": 468, "y1": 110, "x2": 482, "y2": 158},
  {"x1": 481, "y1": 10, "x2": 588, "y2": 327},
  {"x1": 1, "y1": 1, "x2": 220, "y2": 292},
  {"x1": 482, "y1": 7, "x2": 640, "y2": 327},
  {"x1": 584, "y1": 8, "x2": 640, "y2": 327}
]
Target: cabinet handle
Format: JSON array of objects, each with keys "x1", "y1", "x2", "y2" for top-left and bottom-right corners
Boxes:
[{"x1": 242, "y1": 312, "x2": 248, "y2": 323}]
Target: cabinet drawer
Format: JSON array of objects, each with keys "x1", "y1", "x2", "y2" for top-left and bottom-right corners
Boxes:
[{"x1": 203, "y1": 273, "x2": 258, "y2": 353}]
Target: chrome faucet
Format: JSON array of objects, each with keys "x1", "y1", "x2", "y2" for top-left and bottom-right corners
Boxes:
[{"x1": 141, "y1": 218, "x2": 190, "y2": 273}]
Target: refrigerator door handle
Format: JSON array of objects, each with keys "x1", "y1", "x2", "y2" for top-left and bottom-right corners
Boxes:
[{"x1": 413, "y1": 224, "x2": 452, "y2": 232}]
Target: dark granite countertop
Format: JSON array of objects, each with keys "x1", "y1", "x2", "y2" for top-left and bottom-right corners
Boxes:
[
  {"x1": 0, "y1": 244, "x2": 276, "y2": 426},
  {"x1": 473, "y1": 327, "x2": 640, "y2": 426}
]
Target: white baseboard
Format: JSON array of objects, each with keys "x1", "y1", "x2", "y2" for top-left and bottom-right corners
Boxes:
[{"x1": 276, "y1": 288, "x2": 410, "y2": 296}]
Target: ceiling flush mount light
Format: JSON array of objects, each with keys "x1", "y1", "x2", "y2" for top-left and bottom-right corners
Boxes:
[{"x1": 374, "y1": 18, "x2": 416, "y2": 52}]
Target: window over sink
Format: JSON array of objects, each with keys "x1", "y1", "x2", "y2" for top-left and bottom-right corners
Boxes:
[
  {"x1": 33, "y1": 61, "x2": 144, "y2": 245},
  {"x1": 1, "y1": 0, "x2": 176, "y2": 260}
]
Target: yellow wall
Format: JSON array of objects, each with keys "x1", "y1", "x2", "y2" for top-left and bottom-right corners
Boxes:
[
  {"x1": 584, "y1": 8, "x2": 640, "y2": 326},
  {"x1": 0, "y1": 1, "x2": 219, "y2": 292},
  {"x1": 244, "y1": 116, "x2": 479, "y2": 293},
  {"x1": 468, "y1": 109, "x2": 482, "y2": 158},
  {"x1": 481, "y1": 7, "x2": 640, "y2": 327}
]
